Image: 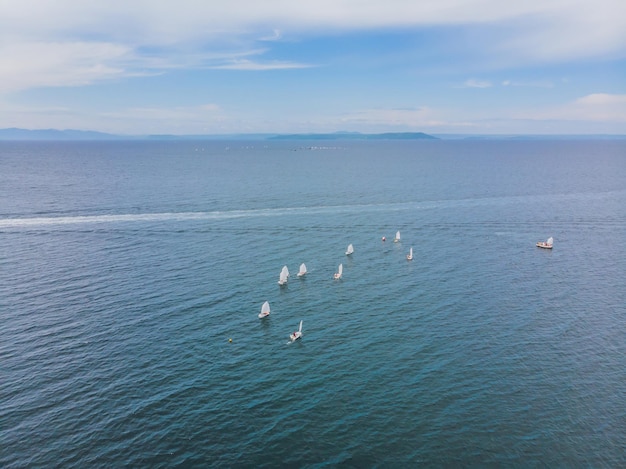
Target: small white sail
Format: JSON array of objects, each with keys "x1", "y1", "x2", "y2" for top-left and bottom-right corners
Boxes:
[
  {"x1": 290, "y1": 320, "x2": 303, "y2": 341},
  {"x1": 407, "y1": 247, "x2": 413, "y2": 260},
  {"x1": 278, "y1": 265, "x2": 289, "y2": 285},
  {"x1": 297, "y1": 263, "x2": 307, "y2": 277},
  {"x1": 345, "y1": 243, "x2": 354, "y2": 255},
  {"x1": 333, "y1": 263, "x2": 343, "y2": 280},
  {"x1": 536, "y1": 236, "x2": 554, "y2": 249},
  {"x1": 394, "y1": 231, "x2": 401, "y2": 242},
  {"x1": 258, "y1": 301, "x2": 270, "y2": 318}
]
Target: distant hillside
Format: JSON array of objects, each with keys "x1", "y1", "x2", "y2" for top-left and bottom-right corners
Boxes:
[
  {"x1": 269, "y1": 132, "x2": 438, "y2": 140},
  {"x1": 0, "y1": 128, "x2": 122, "y2": 140},
  {"x1": 0, "y1": 128, "x2": 438, "y2": 141}
]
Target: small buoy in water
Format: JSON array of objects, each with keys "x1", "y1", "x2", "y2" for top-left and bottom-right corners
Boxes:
[
  {"x1": 382, "y1": 236, "x2": 386, "y2": 242},
  {"x1": 228, "y1": 338, "x2": 232, "y2": 343}
]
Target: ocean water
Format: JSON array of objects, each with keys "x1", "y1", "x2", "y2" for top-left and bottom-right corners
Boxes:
[{"x1": 1, "y1": 139, "x2": 625, "y2": 467}]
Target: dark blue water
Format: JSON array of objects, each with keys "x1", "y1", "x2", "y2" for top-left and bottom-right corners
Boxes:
[{"x1": 1, "y1": 140, "x2": 625, "y2": 467}]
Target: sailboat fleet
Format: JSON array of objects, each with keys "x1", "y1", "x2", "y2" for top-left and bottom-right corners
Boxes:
[{"x1": 252, "y1": 230, "x2": 553, "y2": 342}]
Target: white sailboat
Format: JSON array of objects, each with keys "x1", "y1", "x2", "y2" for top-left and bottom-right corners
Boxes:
[
  {"x1": 290, "y1": 320, "x2": 303, "y2": 342},
  {"x1": 297, "y1": 263, "x2": 307, "y2": 277},
  {"x1": 536, "y1": 236, "x2": 554, "y2": 249},
  {"x1": 333, "y1": 263, "x2": 343, "y2": 280},
  {"x1": 407, "y1": 247, "x2": 413, "y2": 260},
  {"x1": 394, "y1": 231, "x2": 401, "y2": 243},
  {"x1": 345, "y1": 243, "x2": 354, "y2": 255},
  {"x1": 258, "y1": 301, "x2": 270, "y2": 318},
  {"x1": 278, "y1": 265, "x2": 289, "y2": 285}
]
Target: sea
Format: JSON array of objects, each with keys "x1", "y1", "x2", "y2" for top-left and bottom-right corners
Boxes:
[{"x1": 1, "y1": 139, "x2": 625, "y2": 467}]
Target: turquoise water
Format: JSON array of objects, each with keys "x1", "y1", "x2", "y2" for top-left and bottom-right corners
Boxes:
[{"x1": 1, "y1": 140, "x2": 625, "y2": 467}]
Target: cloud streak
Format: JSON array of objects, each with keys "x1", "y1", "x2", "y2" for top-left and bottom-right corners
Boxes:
[
  {"x1": 511, "y1": 93, "x2": 626, "y2": 125},
  {"x1": 208, "y1": 59, "x2": 313, "y2": 71},
  {"x1": 0, "y1": 41, "x2": 131, "y2": 92},
  {"x1": 462, "y1": 79, "x2": 493, "y2": 88}
]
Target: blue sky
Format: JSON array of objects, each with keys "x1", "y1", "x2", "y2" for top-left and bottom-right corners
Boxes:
[{"x1": 0, "y1": 1, "x2": 624, "y2": 135}]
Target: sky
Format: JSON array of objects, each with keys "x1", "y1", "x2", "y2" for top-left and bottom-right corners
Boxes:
[{"x1": 0, "y1": 0, "x2": 625, "y2": 135}]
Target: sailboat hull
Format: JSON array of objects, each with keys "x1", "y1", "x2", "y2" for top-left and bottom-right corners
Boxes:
[
  {"x1": 258, "y1": 312, "x2": 270, "y2": 318},
  {"x1": 536, "y1": 242, "x2": 553, "y2": 249}
]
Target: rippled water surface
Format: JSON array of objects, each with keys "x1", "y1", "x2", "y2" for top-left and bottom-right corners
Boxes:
[{"x1": 1, "y1": 140, "x2": 625, "y2": 467}]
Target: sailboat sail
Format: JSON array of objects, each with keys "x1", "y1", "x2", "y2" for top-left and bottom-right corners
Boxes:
[
  {"x1": 278, "y1": 265, "x2": 289, "y2": 285},
  {"x1": 394, "y1": 231, "x2": 401, "y2": 242},
  {"x1": 259, "y1": 301, "x2": 270, "y2": 318},
  {"x1": 297, "y1": 263, "x2": 307, "y2": 277},
  {"x1": 334, "y1": 263, "x2": 343, "y2": 279},
  {"x1": 290, "y1": 320, "x2": 303, "y2": 341},
  {"x1": 536, "y1": 236, "x2": 554, "y2": 249},
  {"x1": 407, "y1": 247, "x2": 413, "y2": 260},
  {"x1": 345, "y1": 244, "x2": 354, "y2": 255}
]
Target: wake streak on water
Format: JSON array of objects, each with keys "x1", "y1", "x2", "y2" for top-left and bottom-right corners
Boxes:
[{"x1": 2, "y1": 189, "x2": 623, "y2": 229}]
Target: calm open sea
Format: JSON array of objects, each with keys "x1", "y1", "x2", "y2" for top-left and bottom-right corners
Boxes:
[{"x1": 1, "y1": 139, "x2": 625, "y2": 467}]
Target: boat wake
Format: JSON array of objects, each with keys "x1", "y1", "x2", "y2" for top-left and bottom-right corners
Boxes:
[
  {"x1": 4, "y1": 190, "x2": 620, "y2": 229},
  {"x1": 0, "y1": 203, "x2": 402, "y2": 229}
]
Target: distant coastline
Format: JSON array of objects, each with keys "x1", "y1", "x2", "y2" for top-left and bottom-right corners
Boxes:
[
  {"x1": 0, "y1": 127, "x2": 624, "y2": 141},
  {"x1": 268, "y1": 132, "x2": 438, "y2": 140},
  {"x1": 0, "y1": 128, "x2": 437, "y2": 141}
]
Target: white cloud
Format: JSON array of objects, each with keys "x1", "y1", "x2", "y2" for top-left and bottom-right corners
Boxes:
[
  {"x1": 1, "y1": 1, "x2": 624, "y2": 81},
  {"x1": 496, "y1": 3, "x2": 626, "y2": 63},
  {"x1": 2, "y1": 1, "x2": 622, "y2": 38},
  {"x1": 259, "y1": 29, "x2": 282, "y2": 41},
  {"x1": 0, "y1": 41, "x2": 131, "y2": 92},
  {"x1": 575, "y1": 93, "x2": 626, "y2": 106},
  {"x1": 502, "y1": 80, "x2": 554, "y2": 88},
  {"x1": 209, "y1": 59, "x2": 312, "y2": 70},
  {"x1": 513, "y1": 93, "x2": 626, "y2": 123},
  {"x1": 462, "y1": 79, "x2": 492, "y2": 88},
  {"x1": 0, "y1": 102, "x2": 227, "y2": 134},
  {"x1": 571, "y1": 93, "x2": 626, "y2": 121}
]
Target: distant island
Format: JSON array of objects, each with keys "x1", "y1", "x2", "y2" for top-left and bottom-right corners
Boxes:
[{"x1": 268, "y1": 132, "x2": 438, "y2": 140}]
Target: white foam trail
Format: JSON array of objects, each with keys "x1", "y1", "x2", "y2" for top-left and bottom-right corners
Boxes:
[
  {"x1": 0, "y1": 202, "x2": 415, "y2": 228},
  {"x1": 4, "y1": 191, "x2": 620, "y2": 229},
  {"x1": 0, "y1": 212, "x2": 208, "y2": 228}
]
